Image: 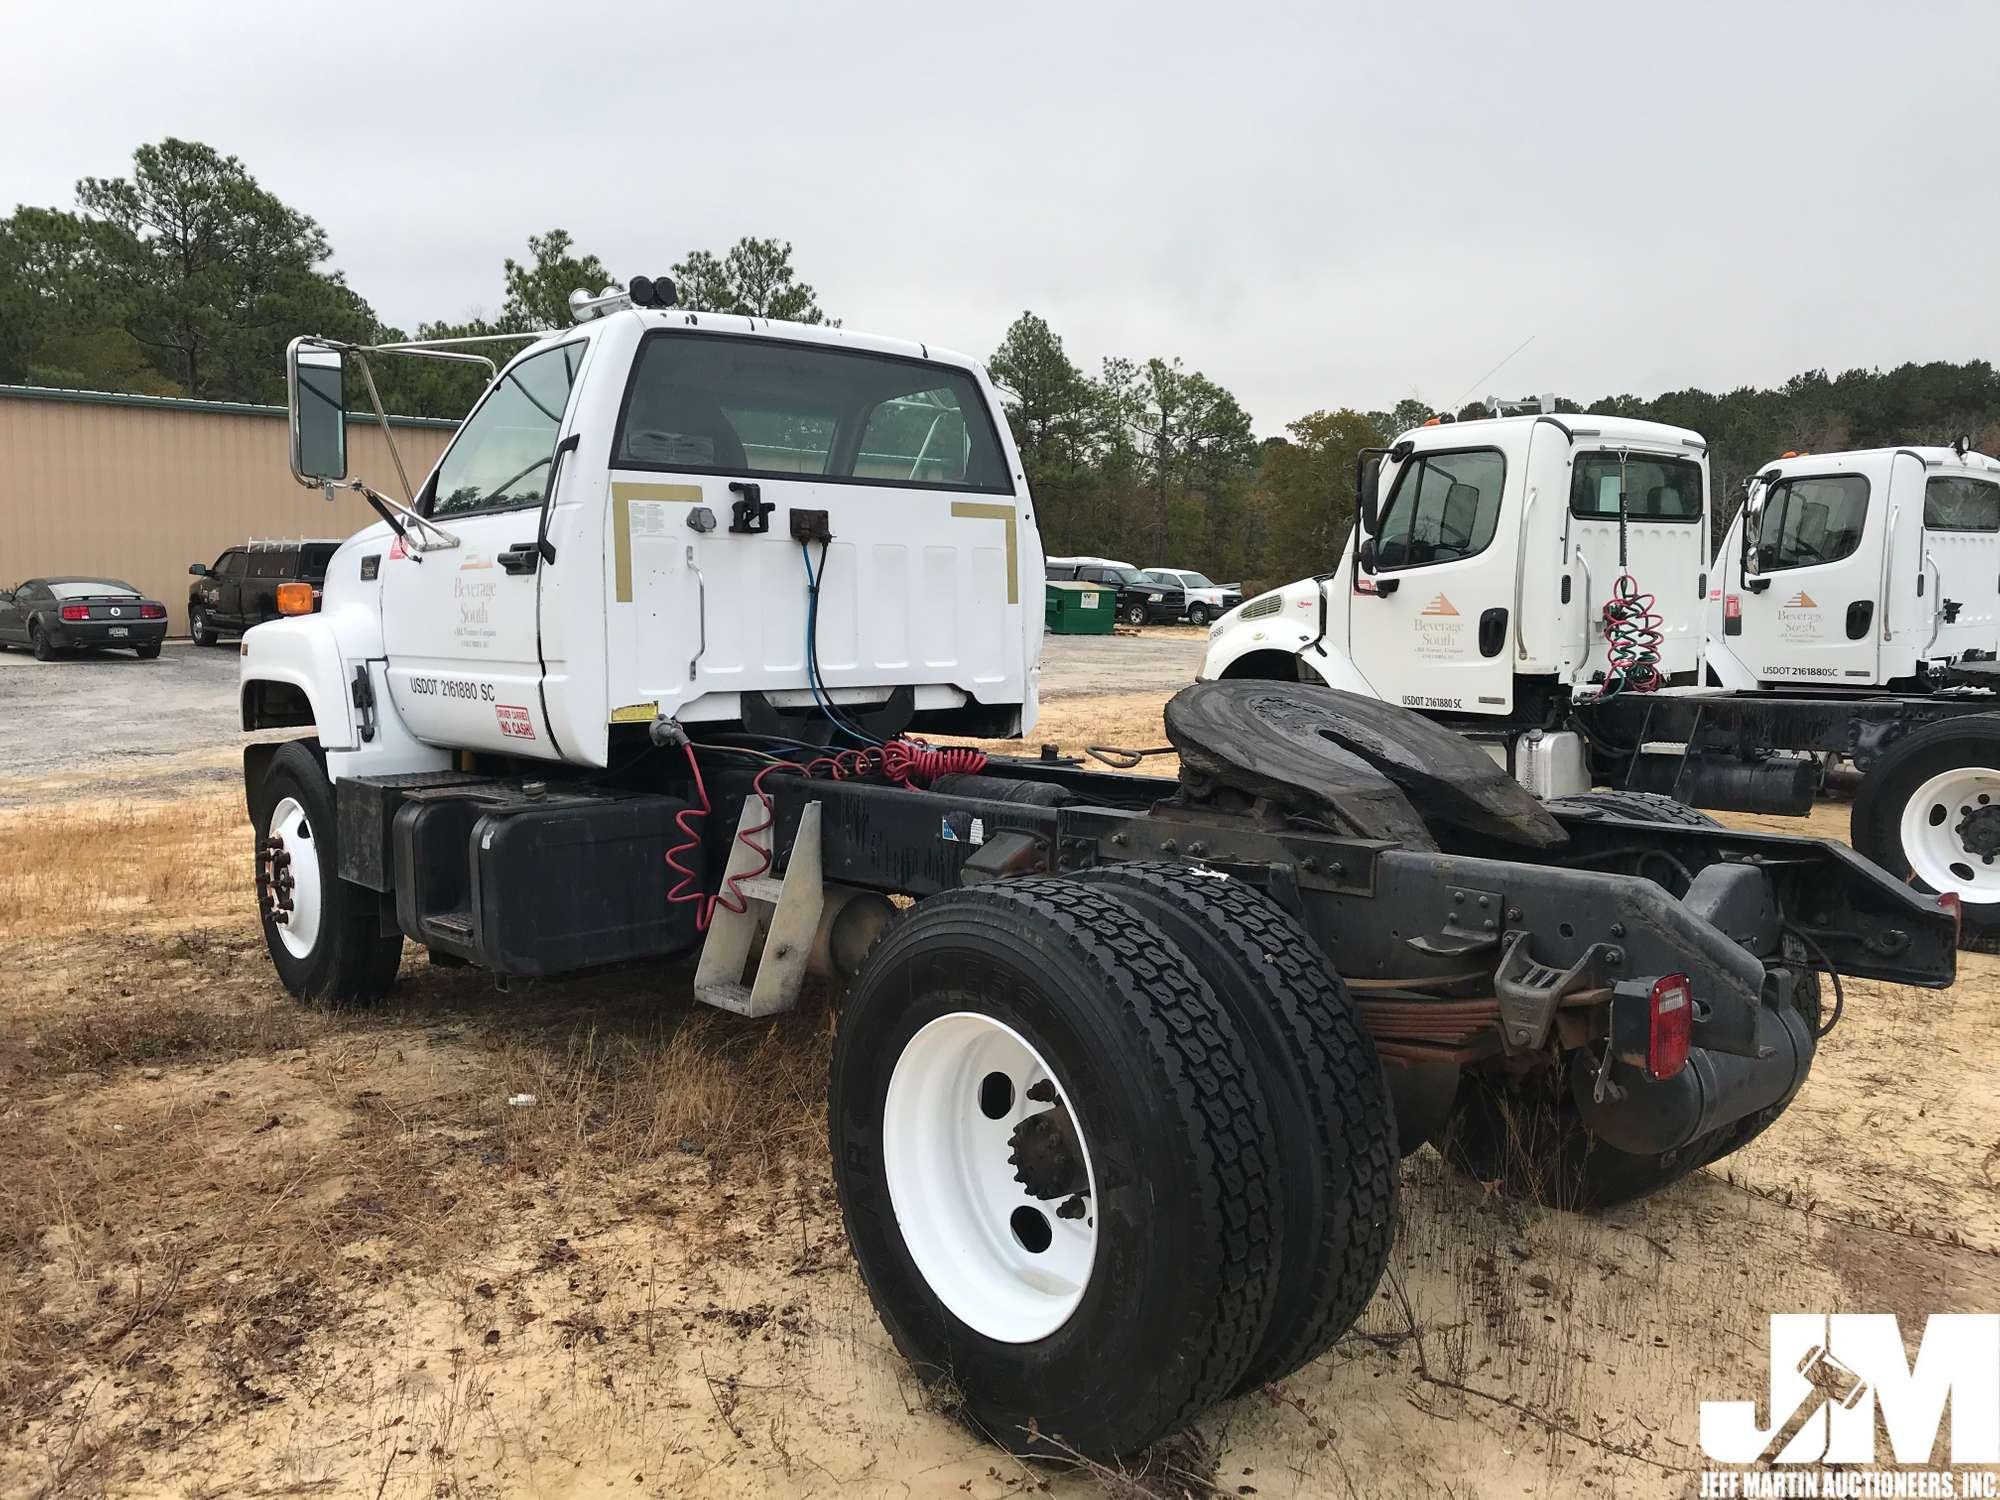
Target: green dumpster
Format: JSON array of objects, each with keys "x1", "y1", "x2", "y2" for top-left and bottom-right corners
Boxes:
[{"x1": 1045, "y1": 579, "x2": 1115, "y2": 635}]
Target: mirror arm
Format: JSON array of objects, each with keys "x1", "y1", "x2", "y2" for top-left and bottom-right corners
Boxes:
[
  {"x1": 337, "y1": 479, "x2": 460, "y2": 556},
  {"x1": 350, "y1": 352, "x2": 414, "y2": 504}
]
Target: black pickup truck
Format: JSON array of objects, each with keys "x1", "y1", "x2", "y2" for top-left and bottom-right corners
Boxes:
[{"x1": 188, "y1": 540, "x2": 340, "y2": 644}]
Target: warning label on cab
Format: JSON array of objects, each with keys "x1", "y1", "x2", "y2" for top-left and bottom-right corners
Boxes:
[{"x1": 496, "y1": 704, "x2": 536, "y2": 739}]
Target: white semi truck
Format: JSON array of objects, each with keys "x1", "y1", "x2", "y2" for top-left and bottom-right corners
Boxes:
[
  {"x1": 240, "y1": 290, "x2": 1953, "y2": 1460},
  {"x1": 1202, "y1": 415, "x2": 2000, "y2": 941}
]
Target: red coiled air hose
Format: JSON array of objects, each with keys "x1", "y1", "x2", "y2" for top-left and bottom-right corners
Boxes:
[{"x1": 1600, "y1": 573, "x2": 1663, "y2": 694}]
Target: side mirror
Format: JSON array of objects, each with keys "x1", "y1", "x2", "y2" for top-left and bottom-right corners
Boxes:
[
  {"x1": 1358, "y1": 537, "x2": 1378, "y2": 572},
  {"x1": 188, "y1": 563, "x2": 209, "y2": 577},
  {"x1": 1356, "y1": 453, "x2": 1382, "y2": 534},
  {"x1": 287, "y1": 337, "x2": 348, "y2": 485}
]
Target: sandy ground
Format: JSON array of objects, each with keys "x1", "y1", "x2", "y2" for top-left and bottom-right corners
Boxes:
[{"x1": 2, "y1": 692, "x2": 1996, "y2": 1498}]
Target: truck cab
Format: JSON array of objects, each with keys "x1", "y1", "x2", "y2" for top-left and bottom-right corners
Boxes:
[
  {"x1": 1709, "y1": 445, "x2": 2000, "y2": 690},
  {"x1": 244, "y1": 303, "x2": 1043, "y2": 785},
  {"x1": 1205, "y1": 413, "x2": 1711, "y2": 721}
]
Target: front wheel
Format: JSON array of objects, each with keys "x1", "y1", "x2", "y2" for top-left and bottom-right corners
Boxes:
[
  {"x1": 1852, "y1": 714, "x2": 2000, "y2": 951},
  {"x1": 249, "y1": 741, "x2": 403, "y2": 1003},
  {"x1": 1122, "y1": 602, "x2": 1148, "y2": 627},
  {"x1": 190, "y1": 608, "x2": 218, "y2": 647},
  {"x1": 831, "y1": 879, "x2": 1282, "y2": 1460},
  {"x1": 1187, "y1": 603, "x2": 1211, "y2": 627}
]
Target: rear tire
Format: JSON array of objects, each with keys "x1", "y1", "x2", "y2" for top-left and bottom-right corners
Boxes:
[
  {"x1": 135, "y1": 642, "x2": 161, "y2": 660},
  {"x1": 1852, "y1": 714, "x2": 2000, "y2": 951},
  {"x1": 31, "y1": 623, "x2": 55, "y2": 661},
  {"x1": 830, "y1": 879, "x2": 1282, "y2": 1461},
  {"x1": 249, "y1": 741, "x2": 403, "y2": 1004},
  {"x1": 1073, "y1": 863, "x2": 1397, "y2": 1390},
  {"x1": 1545, "y1": 790, "x2": 1723, "y2": 827}
]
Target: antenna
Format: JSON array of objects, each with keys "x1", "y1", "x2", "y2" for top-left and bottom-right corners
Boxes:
[{"x1": 1447, "y1": 334, "x2": 1536, "y2": 414}]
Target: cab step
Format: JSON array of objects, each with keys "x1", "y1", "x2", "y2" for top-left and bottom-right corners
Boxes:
[{"x1": 694, "y1": 801, "x2": 825, "y2": 1018}]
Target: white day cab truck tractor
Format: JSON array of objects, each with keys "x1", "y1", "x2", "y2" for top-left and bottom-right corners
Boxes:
[
  {"x1": 1201, "y1": 410, "x2": 2000, "y2": 944},
  {"x1": 239, "y1": 289, "x2": 1953, "y2": 1461}
]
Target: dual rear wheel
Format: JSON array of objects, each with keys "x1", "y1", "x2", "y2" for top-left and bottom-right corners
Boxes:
[{"x1": 829, "y1": 869, "x2": 1397, "y2": 1461}]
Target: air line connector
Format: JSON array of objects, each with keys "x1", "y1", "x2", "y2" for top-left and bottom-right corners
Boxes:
[{"x1": 649, "y1": 716, "x2": 688, "y2": 750}]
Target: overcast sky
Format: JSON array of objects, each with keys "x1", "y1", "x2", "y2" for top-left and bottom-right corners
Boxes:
[{"x1": 5, "y1": 0, "x2": 1996, "y2": 433}]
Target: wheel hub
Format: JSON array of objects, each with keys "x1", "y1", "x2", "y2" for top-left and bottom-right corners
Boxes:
[
  {"x1": 1954, "y1": 802, "x2": 2000, "y2": 859},
  {"x1": 1008, "y1": 1079, "x2": 1090, "y2": 1205},
  {"x1": 881, "y1": 1013, "x2": 1099, "y2": 1343},
  {"x1": 1898, "y1": 765, "x2": 2000, "y2": 904},
  {"x1": 259, "y1": 797, "x2": 324, "y2": 958}
]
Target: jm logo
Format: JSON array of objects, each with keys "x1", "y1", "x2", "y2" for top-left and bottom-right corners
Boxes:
[{"x1": 1701, "y1": 1314, "x2": 1999, "y2": 1465}]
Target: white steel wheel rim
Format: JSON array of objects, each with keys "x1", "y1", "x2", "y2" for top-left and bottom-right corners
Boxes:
[
  {"x1": 1899, "y1": 766, "x2": 2000, "y2": 904},
  {"x1": 881, "y1": 1012, "x2": 1099, "y2": 1343},
  {"x1": 267, "y1": 796, "x2": 325, "y2": 957}
]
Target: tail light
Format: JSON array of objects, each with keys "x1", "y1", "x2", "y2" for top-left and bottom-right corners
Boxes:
[
  {"x1": 275, "y1": 582, "x2": 315, "y2": 616},
  {"x1": 60, "y1": 604, "x2": 89, "y2": 621},
  {"x1": 1647, "y1": 974, "x2": 1692, "y2": 1081},
  {"x1": 139, "y1": 603, "x2": 166, "y2": 619}
]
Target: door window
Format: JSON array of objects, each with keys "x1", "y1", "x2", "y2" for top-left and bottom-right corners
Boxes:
[
  {"x1": 223, "y1": 552, "x2": 249, "y2": 580},
  {"x1": 1569, "y1": 453, "x2": 1703, "y2": 521},
  {"x1": 1923, "y1": 475, "x2": 2000, "y2": 532},
  {"x1": 1752, "y1": 475, "x2": 1869, "y2": 571},
  {"x1": 615, "y1": 332, "x2": 1013, "y2": 494},
  {"x1": 1373, "y1": 449, "x2": 1507, "y2": 570},
  {"x1": 430, "y1": 342, "x2": 584, "y2": 519}
]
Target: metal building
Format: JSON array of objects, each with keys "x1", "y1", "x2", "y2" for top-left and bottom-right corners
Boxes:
[{"x1": 0, "y1": 385, "x2": 456, "y2": 634}]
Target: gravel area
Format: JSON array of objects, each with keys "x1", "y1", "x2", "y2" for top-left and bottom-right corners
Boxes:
[{"x1": 0, "y1": 628, "x2": 1208, "y2": 798}]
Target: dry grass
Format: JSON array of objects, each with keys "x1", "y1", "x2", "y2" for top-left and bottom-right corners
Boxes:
[
  {"x1": 0, "y1": 793, "x2": 244, "y2": 932},
  {"x1": 3, "y1": 713, "x2": 1998, "y2": 1496}
]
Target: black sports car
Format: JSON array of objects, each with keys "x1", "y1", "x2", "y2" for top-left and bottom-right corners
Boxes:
[{"x1": 0, "y1": 577, "x2": 170, "y2": 660}]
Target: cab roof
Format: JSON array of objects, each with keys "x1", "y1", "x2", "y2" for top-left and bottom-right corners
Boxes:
[
  {"x1": 1400, "y1": 412, "x2": 1707, "y2": 451},
  {"x1": 1756, "y1": 445, "x2": 2000, "y2": 476},
  {"x1": 522, "y1": 307, "x2": 987, "y2": 379}
]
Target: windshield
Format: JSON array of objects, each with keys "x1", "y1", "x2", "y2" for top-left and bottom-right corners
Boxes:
[
  {"x1": 1176, "y1": 571, "x2": 1215, "y2": 587},
  {"x1": 1108, "y1": 567, "x2": 1147, "y2": 586},
  {"x1": 1140, "y1": 570, "x2": 1179, "y2": 585},
  {"x1": 50, "y1": 580, "x2": 138, "y2": 599},
  {"x1": 1569, "y1": 453, "x2": 1704, "y2": 521},
  {"x1": 616, "y1": 332, "x2": 1012, "y2": 494},
  {"x1": 1752, "y1": 474, "x2": 1870, "y2": 572}
]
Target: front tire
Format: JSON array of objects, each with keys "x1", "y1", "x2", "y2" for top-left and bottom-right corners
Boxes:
[
  {"x1": 1852, "y1": 714, "x2": 2000, "y2": 951},
  {"x1": 831, "y1": 879, "x2": 1282, "y2": 1461},
  {"x1": 249, "y1": 741, "x2": 403, "y2": 1003},
  {"x1": 1187, "y1": 603, "x2": 1211, "y2": 627},
  {"x1": 1122, "y1": 602, "x2": 1148, "y2": 627},
  {"x1": 190, "y1": 608, "x2": 218, "y2": 647}
]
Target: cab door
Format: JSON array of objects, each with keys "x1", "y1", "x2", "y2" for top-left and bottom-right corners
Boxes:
[
  {"x1": 1737, "y1": 468, "x2": 1887, "y2": 683},
  {"x1": 1919, "y1": 469, "x2": 2000, "y2": 664},
  {"x1": 379, "y1": 339, "x2": 588, "y2": 759},
  {"x1": 1348, "y1": 445, "x2": 1517, "y2": 713}
]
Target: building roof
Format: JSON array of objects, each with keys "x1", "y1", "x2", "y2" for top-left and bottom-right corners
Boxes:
[{"x1": 0, "y1": 383, "x2": 458, "y2": 429}]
